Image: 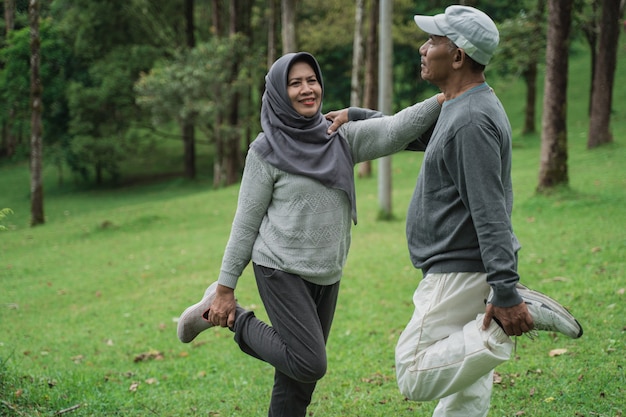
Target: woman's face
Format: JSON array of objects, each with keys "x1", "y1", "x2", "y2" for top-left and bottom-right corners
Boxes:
[{"x1": 287, "y1": 61, "x2": 322, "y2": 117}]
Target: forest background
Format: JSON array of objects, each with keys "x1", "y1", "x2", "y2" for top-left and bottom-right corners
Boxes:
[
  {"x1": 1, "y1": 0, "x2": 623, "y2": 201},
  {"x1": 1, "y1": 0, "x2": 625, "y2": 416}
]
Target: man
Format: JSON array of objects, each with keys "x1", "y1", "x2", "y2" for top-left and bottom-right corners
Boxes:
[
  {"x1": 393, "y1": 5, "x2": 582, "y2": 416},
  {"x1": 327, "y1": 4, "x2": 582, "y2": 417}
]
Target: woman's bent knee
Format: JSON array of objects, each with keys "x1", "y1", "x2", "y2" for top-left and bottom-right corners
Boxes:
[{"x1": 291, "y1": 357, "x2": 326, "y2": 383}]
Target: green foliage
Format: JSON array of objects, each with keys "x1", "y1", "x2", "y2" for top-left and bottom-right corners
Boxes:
[
  {"x1": 0, "y1": 0, "x2": 621, "y2": 188},
  {"x1": 0, "y1": 18, "x2": 72, "y2": 157},
  {"x1": 49, "y1": 0, "x2": 168, "y2": 184},
  {"x1": 65, "y1": 44, "x2": 162, "y2": 182},
  {"x1": 0, "y1": 208, "x2": 13, "y2": 231},
  {"x1": 493, "y1": 7, "x2": 546, "y2": 79},
  {"x1": 0, "y1": 0, "x2": 32, "y2": 33},
  {"x1": 135, "y1": 34, "x2": 264, "y2": 143}
]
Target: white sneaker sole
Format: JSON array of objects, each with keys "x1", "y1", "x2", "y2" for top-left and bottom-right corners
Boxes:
[
  {"x1": 177, "y1": 282, "x2": 218, "y2": 343},
  {"x1": 516, "y1": 283, "x2": 583, "y2": 339}
]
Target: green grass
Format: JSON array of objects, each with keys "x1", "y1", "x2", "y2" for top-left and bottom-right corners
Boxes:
[{"x1": 1, "y1": 42, "x2": 626, "y2": 416}]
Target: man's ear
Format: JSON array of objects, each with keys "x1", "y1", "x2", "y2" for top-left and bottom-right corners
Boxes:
[
  {"x1": 455, "y1": 48, "x2": 464, "y2": 62},
  {"x1": 452, "y1": 49, "x2": 465, "y2": 69}
]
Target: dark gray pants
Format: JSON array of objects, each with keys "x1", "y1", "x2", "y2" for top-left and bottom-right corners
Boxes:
[{"x1": 233, "y1": 263, "x2": 340, "y2": 417}]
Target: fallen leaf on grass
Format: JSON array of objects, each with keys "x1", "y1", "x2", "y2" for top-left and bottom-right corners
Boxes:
[
  {"x1": 361, "y1": 371, "x2": 392, "y2": 386},
  {"x1": 493, "y1": 372, "x2": 502, "y2": 384},
  {"x1": 129, "y1": 382, "x2": 139, "y2": 392},
  {"x1": 617, "y1": 288, "x2": 625, "y2": 295},
  {"x1": 145, "y1": 378, "x2": 157, "y2": 385},
  {"x1": 133, "y1": 349, "x2": 164, "y2": 362},
  {"x1": 515, "y1": 411, "x2": 525, "y2": 416},
  {"x1": 549, "y1": 348, "x2": 568, "y2": 357}
]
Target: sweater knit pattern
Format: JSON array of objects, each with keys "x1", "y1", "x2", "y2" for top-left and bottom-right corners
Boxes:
[{"x1": 217, "y1": 96, "x2": 442, "y2": 290}]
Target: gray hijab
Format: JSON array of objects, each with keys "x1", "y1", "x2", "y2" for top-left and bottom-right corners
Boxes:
[{"x1": 250, "y1": 52, "x2": 357, "y2": 224}]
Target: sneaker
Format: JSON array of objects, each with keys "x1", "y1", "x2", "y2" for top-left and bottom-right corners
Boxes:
[
  {"x1": 177, "y1": 282, "x2": 218, "y2": 343},
  {"x1": 516, "y1": 283, "x2": 583, "y2": 339}
]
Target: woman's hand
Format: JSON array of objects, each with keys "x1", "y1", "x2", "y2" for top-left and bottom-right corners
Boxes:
[
  {"x1": 325, "y1": 108, "x2": 349, "y2": 134},
  {"x1": 208, "y1": 284, "x2": 237, "y2": 328}
]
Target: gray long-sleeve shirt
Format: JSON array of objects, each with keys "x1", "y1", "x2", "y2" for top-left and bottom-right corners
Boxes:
[
  {"x1": 406, "y1": 84, "x2": 522, "y2": 307},
  {"x1": 217, "y1": 96, "x2": 442, "y2": 290}
]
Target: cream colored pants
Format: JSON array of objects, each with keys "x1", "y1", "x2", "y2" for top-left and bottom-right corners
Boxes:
[{"x1": 395, "y1": 272, "x2": 514, "y2": 417}]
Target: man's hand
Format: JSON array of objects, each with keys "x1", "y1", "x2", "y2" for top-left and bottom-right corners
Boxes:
[
  {"x1": 483, "y1": 301, "x2": 534, "y2": 337},
  {"x1": 324, "y1": 108, "x2": 349, "y2": 134},
  {"x1": 208, "y1": 284, "x2": 237, "y2": 328}
]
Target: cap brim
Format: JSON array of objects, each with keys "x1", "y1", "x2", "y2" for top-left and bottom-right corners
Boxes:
[{"x1": 413, "y1": 15, "x2": 445, "y2": 36}]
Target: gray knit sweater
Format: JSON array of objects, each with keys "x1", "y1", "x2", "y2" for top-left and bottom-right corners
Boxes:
[
  {"x1": 217, "y1": 96, "x2": 441, "y2": 289},
  {"x1": 406, "y1": 84, "x2": 522, "y2": 307}
]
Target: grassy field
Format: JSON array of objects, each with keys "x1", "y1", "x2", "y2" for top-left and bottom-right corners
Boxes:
[{"x1": 1, "y1": 42, "x2": 626, "y2": 416}]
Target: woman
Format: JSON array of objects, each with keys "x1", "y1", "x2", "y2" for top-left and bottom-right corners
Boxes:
[{"x1": 177, "y1": 51, "x2": 443, "y2": 417}]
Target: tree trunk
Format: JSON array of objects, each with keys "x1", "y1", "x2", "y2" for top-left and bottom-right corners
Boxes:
[
  {"x1": 212, "y1": 0, "x2": 225, "y2": 186},
  {"x1": 358, "y1": 0, "x2": 379, "y2": 179},
  {"x1": 378, "y1": 0, "x2": 393, "y2": 218},
  {"x1": 224, "y1": 0, "x2": 253, "y2": 186},
  {"x1": 587, "y1": 0, "x2": 620, "y2": 148},
  {"x1": 29, "y1": 0, "x2": 44, "y2": 226},
  {"x1": 521, "y1": 0, "x2": 545, "y2": 135},
  {"x1": 182, "y1": 0, "x2": 196, "y2": 179},
  {"x1": 4, "y1": 0, "x2": 14, "y2": 35},
  {"x1": 213, "y1": 121, "x2": 224, "y2": 187},
  {"x1": 585, "y1": 0, "x2": 600, "y2": 115},
  {"x1": 538, "y1": 0, "x2": 572, "y2": 192},
  {"x1": 281, "y1": 0, "x2": 297, "y2": 53},
  {"x1": 3, "y1": 0, "x2": 16, "y2": 158},
  {"x1": 522, "y1": 64, "x2": 537, "y2": 135},
  {"x1": 211, "y1": 0, "x2": 224, "y2": 36},
  {"x1": 182, "y1": 121, "x2": 196, "y2": 179},
  {"x1": 267, "y1": 0, "x2": 278, "y2": 68},
  {"x1": 225, "y1": 1, "x2": 241, "y2": 186},
  {"x1": 350, "y1": 0, "x2": 364, "y2": 108}
]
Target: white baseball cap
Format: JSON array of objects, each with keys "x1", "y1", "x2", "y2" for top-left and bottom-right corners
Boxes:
[{"x1": 413, "y1": 5, "x2": 499, "y2": 65}]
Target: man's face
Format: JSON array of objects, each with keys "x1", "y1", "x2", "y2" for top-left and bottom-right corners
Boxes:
[{"x1": 418, "y1": 35, "x2": 456, "y2": 85}]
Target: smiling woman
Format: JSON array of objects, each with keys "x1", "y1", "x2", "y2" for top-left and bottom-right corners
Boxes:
[
  {"x1": 175, "y1": 51, "x2": 442, "y2": 417},
  {"x1": 287, "y1": 60, "x2": 322, "y2": 118}
]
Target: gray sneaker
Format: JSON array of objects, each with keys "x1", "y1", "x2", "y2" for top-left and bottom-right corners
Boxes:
[
  {"x1": 177, "y1": 282, "x2": 218, "y2": 343},
  {"x1": 516, "y1": 283, "x2": 583, "y2": 339}
]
